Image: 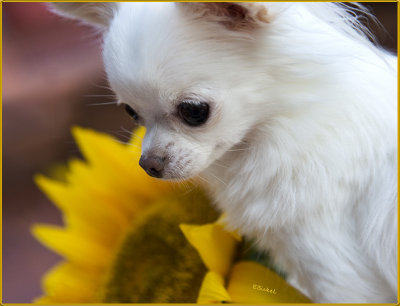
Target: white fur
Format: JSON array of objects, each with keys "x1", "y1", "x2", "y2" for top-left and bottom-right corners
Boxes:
[{"x1": 53, "y1": 2, "x2": 397, "y2": 303}]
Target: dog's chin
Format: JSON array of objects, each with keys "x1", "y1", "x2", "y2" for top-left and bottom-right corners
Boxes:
[
  {"x1": 145, "y1": 168, "x2": 196, "y2": 181},
  {"x1": 161, "y1": 172, "x2": 189, "y2": 181}
]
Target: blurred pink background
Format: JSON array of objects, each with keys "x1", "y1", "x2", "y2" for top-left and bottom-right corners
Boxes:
[
  {"x1": 2, "y1": 2, "x2": 397, "y2": 303},
  {"x1": 3, "y1": 3, "x2": 136, "y2": 302}
]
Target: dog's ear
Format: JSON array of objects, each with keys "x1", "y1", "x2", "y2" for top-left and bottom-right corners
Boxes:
[
  {"x1": 177, "y1": 2, "x2": 270, "y2": 31},
  {"x1": 50, "y1": 3, "x2": 118, "y2": 28}
]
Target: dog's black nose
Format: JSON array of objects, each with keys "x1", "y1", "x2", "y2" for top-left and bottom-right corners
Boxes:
[{"x1": 139, "y1": 155, "x2": 165, "y2": 178}]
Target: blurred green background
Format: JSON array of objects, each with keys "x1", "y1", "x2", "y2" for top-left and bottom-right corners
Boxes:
[{"x1": 2, "y1": 2, "x2": 397, "y2": 303}]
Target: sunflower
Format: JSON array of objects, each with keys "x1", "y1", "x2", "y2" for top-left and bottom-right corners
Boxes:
[
  {"x1": 32, "y1": 126, "x2": 218, "y2": 303},
  {"x1": 32, "y1": 126, "x2": 310, "y2": 304}
]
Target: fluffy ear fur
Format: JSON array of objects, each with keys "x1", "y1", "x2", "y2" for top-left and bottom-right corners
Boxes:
[
  {"x1": 177, "y1": 2, "x2": 269, "y2": 30},
  {"x1": 50, "y1": 3, "x2": 118, "y2": 28}
]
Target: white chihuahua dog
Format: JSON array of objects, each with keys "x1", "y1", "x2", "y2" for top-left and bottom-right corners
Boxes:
[{"x1": 52, "y1": 2, "x2": 397, "y2": 303}]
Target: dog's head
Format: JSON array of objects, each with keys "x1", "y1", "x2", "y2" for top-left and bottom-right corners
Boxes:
[{"x1": 52, "y1": 2, "x2": 284, "y2": 180}]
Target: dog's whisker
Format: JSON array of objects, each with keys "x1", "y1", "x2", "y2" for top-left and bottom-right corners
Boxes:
[
  {"x1": 120, "y1": 126, "x2": 133, "y2": 133},
  {"x1": 128, "y1": 132, "x2": 144, "y2": 141},
  {"x1": 86, "y1": 101, "x2": 119, "y2": 106},
  {"x1": 212, "y1": 161, "x2": 230, "y2": 169},
  {"x1": 83, "y1": 94, "x2": 116, "y2": 97},
  {"x1": 121, "y1": 126, "x2": 137, "y2": 135},
  {"x1": 114, "y1": 133, "x2": 132, "y2": 142},
  {"x1": 195, "y1": 174, "x2": 211, "y2": 186},
  {"x1": 126, "y1": 143, "x2": 142, "y2": 150},
  {"x1": 225, "y1": 148, "x2": 250, "y2": 152},
  {"x1": 206, "y1": 172, "x2": 227, "y2": 187},
  {"x1": 117, "y1": 126, "x2": 134, "y2": 139},
  {"x1": 109, "y1": 138, "x2": 131, "y2": 146},
  {"x1": 89, "y1": 81, "x2": 114, "y2": 91}
]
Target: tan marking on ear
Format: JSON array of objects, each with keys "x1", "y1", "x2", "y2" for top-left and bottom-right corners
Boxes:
[
  {"x1": 256, "y1": 6, "x2": 269, "y2": 23},
  {"x1": 178, "y1": 2, "x2": 269, "y2": 31}
]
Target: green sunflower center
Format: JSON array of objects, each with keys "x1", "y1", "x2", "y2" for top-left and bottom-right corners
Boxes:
[{"x1": 101, "y1": 189, "x2": 219, "y2": 303}]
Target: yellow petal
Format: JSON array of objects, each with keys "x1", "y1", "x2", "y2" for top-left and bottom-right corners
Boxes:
[
  {"x1": 65, "y1": 159, "x2": 138, "y2": 215},
  {"x1": 216, "y1": 214, "x2": 242, "y2": 242},
  {"x1": 35, "y1": 173, "x2": 126, "y2": 221},
  {"x1": 71, "y1": 126, "x2": 172, "y2": 200},
  {"x1": 227, "y1": 261, "x2": 311, "y2": 303},
  {"x1": 72, "y1": 125, "x2": 140, "y2": 166},
  {"x1": 34, "y1": 174, "x2": 130, "y2": 245},
  {"x1": 129, "y1": 126, "x2": 146, "y2": 147},
  {"x1": 71, "y1": 126, "x2": 143, "y2": 190},
  {"x1": 41, "y1": 262, "x2": 101, "y2": 303},
  {"x1": 34, "y1": 175, "x2": 69, "y2": 212},
  {"x1": 32, "y1": 224, "x2": 112, "y2": 269},
  {"x1": 197, "y1": 271, "x2": 231, "y2": 304},
  {"x1": 180, "y1": 223, "x2": 238, "y2": 277}
]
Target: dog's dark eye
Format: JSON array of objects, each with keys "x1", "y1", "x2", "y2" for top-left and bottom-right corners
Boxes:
[
  {"x1": 178, "y1": 100, "x2": 209, "y2": 126},
  {"x1": 124, "y1": 104, "x2": 139, "y2": 121}
]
